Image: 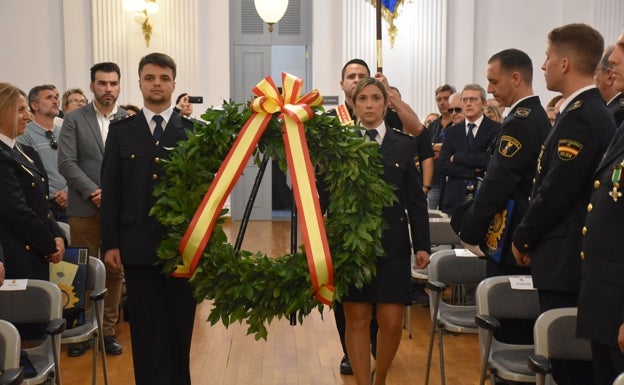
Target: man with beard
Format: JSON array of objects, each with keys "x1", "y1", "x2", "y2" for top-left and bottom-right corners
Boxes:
[
  {"x1": 58, "y1": 62, "x2": 128, "y2": 357},
  {"x1": 101, "y1": 53, "x2": 196, "y2": 385}
]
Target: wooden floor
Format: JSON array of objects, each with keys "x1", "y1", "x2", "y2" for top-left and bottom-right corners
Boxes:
[{"x1": 61, "y1": 220, "x2": 482, "y2": 385}]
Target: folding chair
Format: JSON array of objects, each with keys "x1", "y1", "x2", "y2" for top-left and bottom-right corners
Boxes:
[
  {"x1": 614, "y1": 372, "x2": 624, "y2": 385},
  {"x1": 527, "y1": 307, "x2": 591, "y2": 385},
  {"x1": 60, "y1": 257, "x2": 109, "y2": 385},
  {"x1": 476, "y1": 275, "x2": 540, "y2": 385},
  {"x1": 0, "y1": 319, "x2": 23, "y2": 385},
  {"x1": 424, "y1": 249, "x2": 486, "y2": 385},
  {"x1": 0, "y1": 280, "x2": 66, "y2": 385}
]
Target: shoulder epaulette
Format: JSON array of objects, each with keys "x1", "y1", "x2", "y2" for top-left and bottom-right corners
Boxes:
[
  {"x1": 568, "y1": 100, "x2": 583, "y2": 111},
  {"x1": 619, "y1": 98, "x2": 624, "y2": 108},
  {"x1": 513, "y1": 107, "x2": 531, "y2": 118},
  {"x1": 392, "y1": 128, "x2": 414, "y2": 137},
  {"x1": 110, "y1": 114, "x2": 133, "y2": 125}
]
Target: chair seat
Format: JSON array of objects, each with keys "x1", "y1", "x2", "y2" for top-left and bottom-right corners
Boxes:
[
  {"x1": 491, "y1": 348, "x2": 534, "y2": 376},
  {"x1": 440, "y1": 309, "x2": 476, "y2": 328}
]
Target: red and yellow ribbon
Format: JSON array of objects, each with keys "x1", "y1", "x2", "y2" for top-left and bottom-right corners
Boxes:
[{"x1": 176, "y1": 72, "x2": 334, "y2": 304}]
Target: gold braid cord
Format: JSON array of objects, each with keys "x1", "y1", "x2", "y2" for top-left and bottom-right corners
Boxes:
[{"x1": 366, "y1": 0, "x2": 404, "y2": 48}]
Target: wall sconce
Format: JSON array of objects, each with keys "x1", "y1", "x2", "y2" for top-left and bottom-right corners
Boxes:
[
  {"x1": 124, "y1": 0, "x2": 159, "y2": 47},
  {"x1": 254, "y1": 0, "x2": 288, "y2": 33}
]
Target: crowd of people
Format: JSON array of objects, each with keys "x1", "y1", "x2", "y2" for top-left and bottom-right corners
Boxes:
[{"x1": 1, "y1": 21, "x2": 624, "y2": 385}]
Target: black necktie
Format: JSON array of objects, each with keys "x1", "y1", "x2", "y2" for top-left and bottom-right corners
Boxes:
[
  {"x1": 365, "y1": 129, "x2": 379, "y2": 143},
  {"x1": 153, "y1": 115, "x2": 164, "y2": 142},
  {"x1": 467, "y1": 123, "x2": 476, "y2": 148}
]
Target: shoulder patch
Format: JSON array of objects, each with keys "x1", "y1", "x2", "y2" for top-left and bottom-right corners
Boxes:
[
  {"x1": 620, "y1": 98, "x2": 624, "y2": 108},
  {"x1": 513, "y1": 108, "x2": 531, "y2": 118},
  {"x1": 558, "y1": 138, "x2": 583, "y2": 160},
  {"x1": 568, "y1": 100, "x2": 583, "y2": 111},
  {"x1": 392, "y1": 128, "x2": 414, "y2": 137},
  {"x1": 110, "y1": 114, "x2": 133, "y2": 125},
  {"x1": 498, "y1": 135, "x2": 522, "y2": 157}
]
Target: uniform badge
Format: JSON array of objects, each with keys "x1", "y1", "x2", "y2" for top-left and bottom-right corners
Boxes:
[
  {"x1": 498, "y1": 135, "x2": 522, "y2": 157},
  {"x1": 513, "y1": 108, "x2": 530, "y2": 118},
  {"x1": 568, "y1": 100, "x2": 583, "y2": 111},
  {"x1": 413, "y1": 155, "x2": 421, "y2": 173},
  {"x1": 537, "y1": 145, "x2": 545, "y2": 173},
  {"x1": 558, "y1": 139, "x2": 583, "y2": 160},
  {"x1": 610, "y1": 162, "x2": 623, "y2": 202}
]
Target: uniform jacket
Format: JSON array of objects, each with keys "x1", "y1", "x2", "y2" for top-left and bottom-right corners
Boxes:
[
  {"x1": 460, "y1": 96, "x2": 551, "y2": 268},
  {"x1": 608, "y1": 92, "x2": 624, "y2": 128},
  {"x1": 100, "y1": 111, "x2": 193, "y2": 266},
  {"x1": 577, "y1": 124, "x2": 624, "y2": 346},
  {"x1": 437, "y1": 116, "x2": 501, "y2": 214},
  {"x1": 0, "y1": 142, "x2": 64, "y2": 279},
  {"x1": 512, "y1": 88, "x2": 616, "y2": 291},
  {"x1": 58, "y1": 103, "x2": 128, "y2": 217},
  {"x1": 377, "y1": 127, "x2": 431, "y2": 257}
]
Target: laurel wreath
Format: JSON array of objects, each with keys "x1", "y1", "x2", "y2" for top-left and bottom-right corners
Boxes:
[{"x1": 151, "y1": 100, "x2": 395, "y2": 340}]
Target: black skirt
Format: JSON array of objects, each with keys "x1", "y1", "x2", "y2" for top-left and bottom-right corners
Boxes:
[{"x1": 343, "y1": 256, "x2": 412, "y2": 304}]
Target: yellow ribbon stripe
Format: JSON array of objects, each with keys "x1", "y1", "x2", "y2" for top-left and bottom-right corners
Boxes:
[{"x1": 176, "y1": 72, "x2": 334, "y2": 304}]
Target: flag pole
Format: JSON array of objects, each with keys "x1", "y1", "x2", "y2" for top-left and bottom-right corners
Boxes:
[{"x1": 376, "y1": 0, "x2": 382, "y2": 73}]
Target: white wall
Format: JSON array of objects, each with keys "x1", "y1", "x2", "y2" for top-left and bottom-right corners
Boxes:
[{"x1": 1, "y1": 0, "x2": 623, "y2": 118}]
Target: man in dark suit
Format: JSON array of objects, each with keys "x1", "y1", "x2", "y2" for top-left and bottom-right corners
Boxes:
[
  {"x1": 58, "y1": 62, "x2": 128, "y2": 356},
  {"x1": 577, "y1": 30, "x2": 624, "y2": 385},
  {"x1": 511, "y1": 23, "x2": 616, "y2": 384},
  {"x1": 595, "y1": 45, "x2": 624, "y2": 127},
  {"x1": 0, "y1": 85, "x2": 65, "y2": 280},
  {"x1": 460, "y1": 49, "x2": 551, "y2": 277},
  {"x1": 100, "y1": 53, "x2": 196, "y2": 385},
  {"x1": 437, "y1": 83, "x2": 501, "y2": 215}
]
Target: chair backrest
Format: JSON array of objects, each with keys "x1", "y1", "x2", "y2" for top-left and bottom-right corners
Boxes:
[
  {"x1": 476, "y1": 276, "x2": 540, "y2": 321},
  {"x1": 428, "y1": 249, "x2": 486, "y2": 286},
  {"x1": 533, "y1": 307, "x2": 591, "y2": 362},
  {"x1": 0, "y1": 280, "x2": 63, "y2": 325},
  {"x1": 429, "y1": 217, "x2": 461, "y2": 245},
  {"x1": 0, "y1": 319, "x2": 20, "y2": 370}
]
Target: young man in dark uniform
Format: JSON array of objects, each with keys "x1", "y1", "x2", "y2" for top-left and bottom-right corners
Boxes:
[
  {"x1": 512, "y1": 23, "x2": 616, "y2": 385},
  {"x1": 101, "y1": 53, "x2": 197, "y2": 385},
  {"x1": 577, "y1": 30, "x2": 624, "y2": 385}
]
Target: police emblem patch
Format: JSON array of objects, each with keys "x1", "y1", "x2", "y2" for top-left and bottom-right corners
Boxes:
[
  {"x1": 498, "y1": 135, "x2": 522, "y2": 157},
  {"x1": 513, "y1": 108, "x2": 530, "y2": 118},
  {"x1": 558, "y1": 139, "x2": 583, "y2": 160}
]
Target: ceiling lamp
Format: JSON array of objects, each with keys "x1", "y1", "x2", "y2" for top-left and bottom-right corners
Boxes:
[{"x1": 254, "y1": 0, "x2": 288, "y2": 33}]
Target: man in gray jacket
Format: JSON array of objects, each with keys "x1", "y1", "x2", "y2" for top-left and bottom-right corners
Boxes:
[{"x1": 58, "y1": 62, "x2": 128, "y2": 356}]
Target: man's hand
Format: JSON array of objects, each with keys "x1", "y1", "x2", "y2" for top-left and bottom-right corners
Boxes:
[
  {"x1": 413, "y1": 250, "x2": 430, "y2": 270},
  {"x1": 47, "y1": 237, "x2": 65, "y2": 263},
  {"x1": 104, "y1": 249, "x2": 123, "y2": 270},
  {"x1": 54, "y1": 190, "x2": 68, "y2": 209},
  {"x1": 0, "y1": 261, "x2": 5, "y2": 287},
  {"x1": 90, "y1": 188, "x2": 102, "y2": 208},
  {"x1": 512, "y1": 242, "x2": 531, "y2": 266}
]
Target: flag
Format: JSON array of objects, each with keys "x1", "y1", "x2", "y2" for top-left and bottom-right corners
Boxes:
[{"x1": 365, "y1": 0, "x2": 404, "y2": 47}]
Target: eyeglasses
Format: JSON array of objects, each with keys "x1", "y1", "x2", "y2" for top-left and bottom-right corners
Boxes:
[
  {"x1": 68, "y1": 98, "x2": 87, "y2": 105},
  {"x1": 45, "y1": 131, "x2": 58, "y2": 149},
  {"x1": 461, "y1": 96, "x2": 480, "y2": 104},
  {"x1": 447, "y1": 107, "x2": 463, "y2": 114}
]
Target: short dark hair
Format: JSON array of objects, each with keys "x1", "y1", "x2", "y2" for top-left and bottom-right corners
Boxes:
[
  {"x1": 341, "y1": 58, "x2": 370, "y2": 80},
  {"x1": 138, "y1": 52, "x2": 177, "y2": 79},
  {"x1": 488, "y1": 48, "x2": 534, "y2": 84},
  {"x1": 175, "y1": 93, "x2": 188, "y2": 105},
  {"x1": 90, "y1": 62, "x2": 121, "y2": 82},
  {"x1": 28, "y1": 84, "x2": 56, "y2": 106},
  {"x1": 548, "y1": 23, "x2": 604, "y2": 76},
  {"x1": 435, "y1": 84, "x2": 455, "y2": 95}
]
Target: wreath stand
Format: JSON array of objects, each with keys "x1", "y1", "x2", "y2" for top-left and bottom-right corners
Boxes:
[{"x1": 233, "y1": 155, "x2": 298, "y2": 325}]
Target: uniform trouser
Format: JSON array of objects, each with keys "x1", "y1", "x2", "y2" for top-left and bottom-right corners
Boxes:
[
  {"x1": 69, "y1": 214, "x2": 124, "y2": 336},
  {"x1": 123, "y1": 265, "x2": 196, "y2": 385}
]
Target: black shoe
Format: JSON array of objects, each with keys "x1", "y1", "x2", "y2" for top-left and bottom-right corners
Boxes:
[
  {"x1": 339, "y1": 355, "x2": 353, "y2": 375},
  {"x1": 67, "y1": 342, "x2": 89, "y2": 357},
  {"x1": 104, "y1": 335, "x2": 123, "y2": 355}
]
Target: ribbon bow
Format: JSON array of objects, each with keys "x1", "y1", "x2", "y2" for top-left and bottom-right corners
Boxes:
[{"x1": 176, "y1": 72, "x2": 334, "y2": 304}]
